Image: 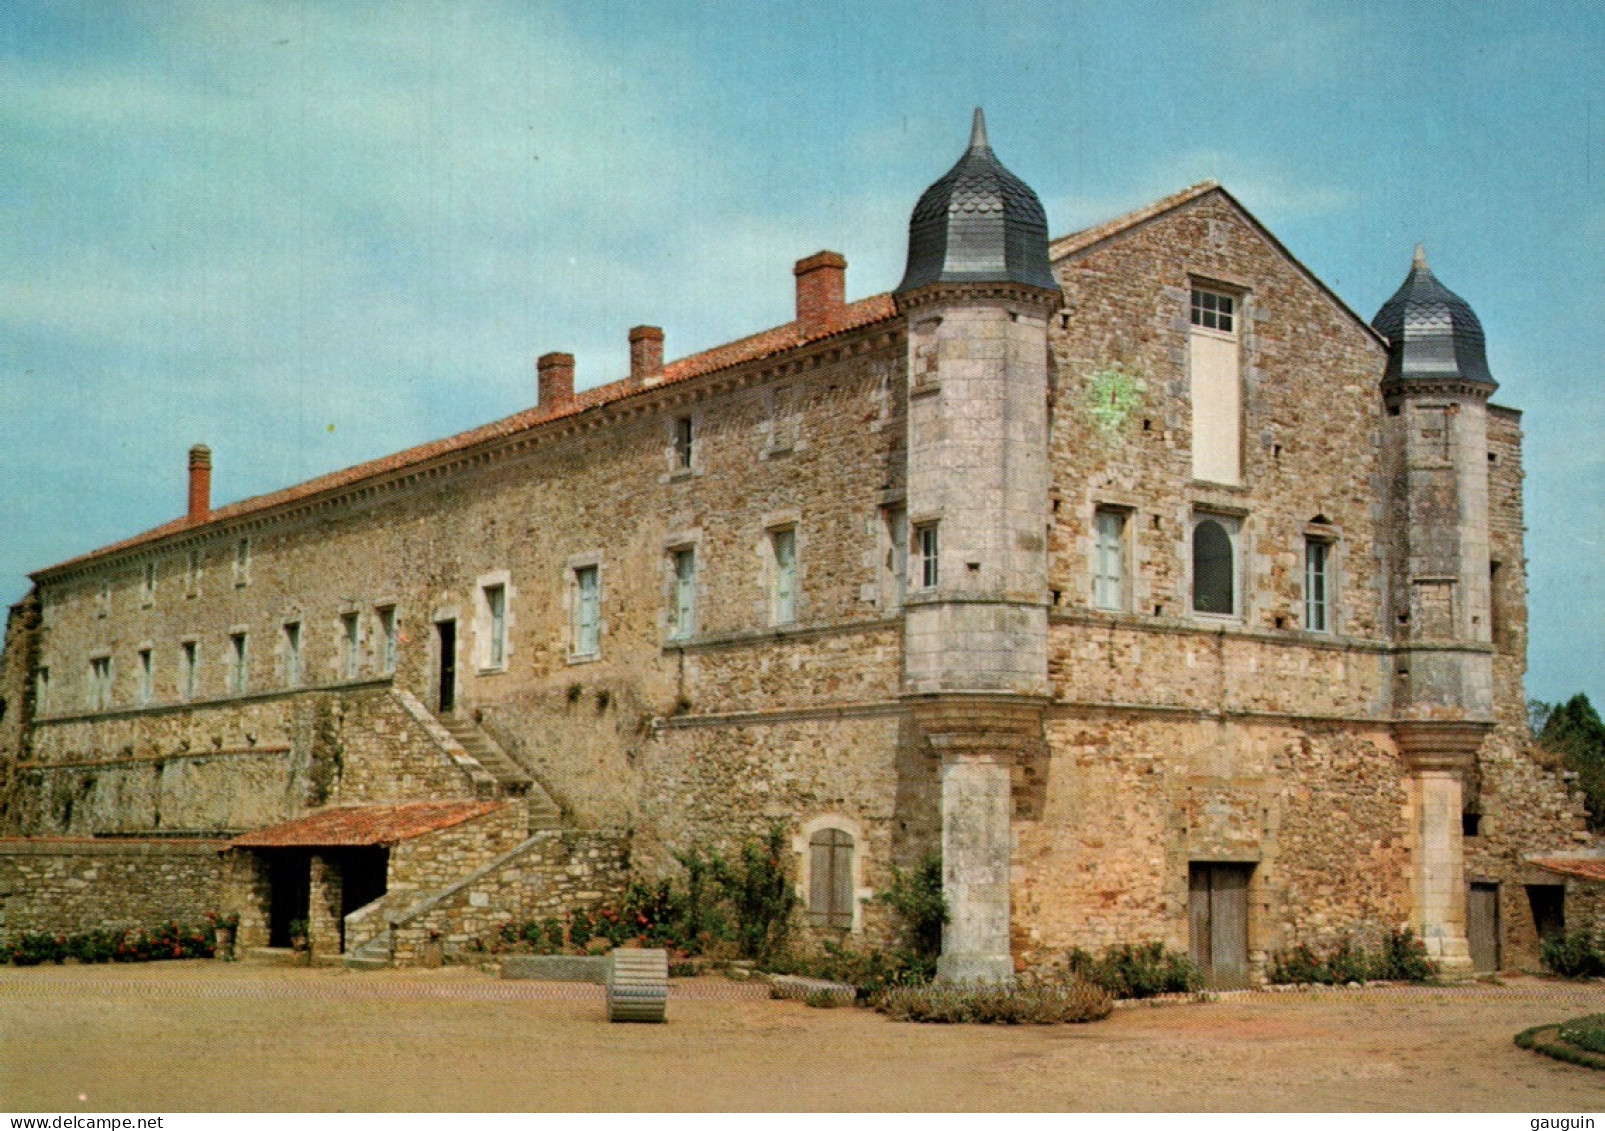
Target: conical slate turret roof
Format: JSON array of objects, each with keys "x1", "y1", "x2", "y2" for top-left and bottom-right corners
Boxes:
[
  {"x1": 896, "y1": 109, "x2": 1057, "y2": 293},
  {"x1": 1372, "y1": 246, "x2": 1495, "y2": 389}
]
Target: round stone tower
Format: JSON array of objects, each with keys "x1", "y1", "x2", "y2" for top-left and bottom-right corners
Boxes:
[
  {"x1": 895, "y1": 110, "x2": 1059, "y2": 984},
  {"x1": 1375, "y1": 246, "x2": 1498, "y2": 976}
]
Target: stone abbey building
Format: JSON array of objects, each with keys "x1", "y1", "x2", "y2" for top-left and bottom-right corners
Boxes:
[{"x1": 0, "y1": 112, "x2": 1593, "y2": 979}]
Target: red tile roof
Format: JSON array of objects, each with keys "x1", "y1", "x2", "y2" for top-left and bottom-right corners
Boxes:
[
  {"x1": 36, "y1": 293, "x2": 901, "y2": 577},
  {"x1": 228, "y1": 800, "x2": 505, "y2": 848},
  {"x1": 1530, "y1": 856, "x2": 1605, "y2": 883}
]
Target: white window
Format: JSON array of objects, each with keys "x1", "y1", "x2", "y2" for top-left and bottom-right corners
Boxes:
[
  {"x1": 1305, "y1": 539, "x2": 1331, "y2": 633},
  {"x1": 1093, "y1": 509, "x2": 1127, "y2": 612},
  {"x1": 771, "y1": 527, "x2": 797, "y2": 625},
  {"x1": 35, "y1": 666, "x2": 50, "y2": 715},
  {"x1": 186, "y1": 549, "x2": 202, "y2": 597},
  {"x1": 283, "y1": 622, "x2": 302, "y2": 687},
  {"x1": 234, "y1": 538, "x2": 251, "y2": 587},
  {"x1": 1189, "y1": 286, "x2": 1242, "y2": 486},
  {"x1": 573, "y1": 566, "x2": 601, "y2": 658},
  {"x1": 1191, "y1": 514, "x2": 1241, "y2": 617},
  {"x1": 915, "y1": 522, "x2": 940, "y2": 590},
  {"x1": 137, "y1": 648, "x2": 153, "y2": 706},
  {"x1": 141, "y1": 562, "x2": 156, "y2": 607},
  {"x1": 482, "y1": 583, "x2": 507, "y2": 669},
  {"x1": 883, "y1": 505, "x2": 908, "y2": 607},
  {"x1": 230, "y1": 633, "x2": 248, "y2": 693},
  {"x1": 88, "y1": 656, "x2": 111, "y2": 711},
  {"x1": 674, "y1": 416, "x2": 694, "y2": 471},
  {"x1": 377, "y1": 606, "x2": 397, "y2": 674},
  {"x1": 807, "y1": 828, "x2": 855, "y2": 929},
  {"x1": 671, "y1": 549, "x2": 696, "y2": 639},
  {"x1": 181, "y1": 642, "x2": 198, "y2": 702},
  {"x1": 341, "y1": 612, "x2": 361, "y2": 679}
]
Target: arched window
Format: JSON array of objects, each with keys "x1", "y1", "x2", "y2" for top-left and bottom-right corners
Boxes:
[
  {"x1": 1192, "y1": 517, "x2": 1236, "y2": 615},
  {"x1": 807, "y1": 828, "x2": 855, "y2": 929}
]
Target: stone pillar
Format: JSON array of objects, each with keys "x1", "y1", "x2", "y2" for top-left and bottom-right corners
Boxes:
[
  {"x1": 308, "y1": 853, "x2": 344, "y2": 958},
  {"x1": 222, "y1": 849, "x2": 272, "y2": 950},
  {"x1": 1397, "y1": 722, "x2": 1487, "y2": 976}
]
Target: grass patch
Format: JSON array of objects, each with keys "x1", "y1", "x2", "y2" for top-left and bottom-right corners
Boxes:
[{"x1": 1516, "y1": 1018, "x2": 1605, "y2": 1071}]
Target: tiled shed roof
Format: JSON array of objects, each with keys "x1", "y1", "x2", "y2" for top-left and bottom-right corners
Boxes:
[
  {"x1": 1529, "y1": 856, "x2": 1605, "y2": 883},
  {"x1": 35, "y1": 293, "x2": 899, "y2": 577},
  {"x1": 228, "y1": 801, "x2": 504, "y2": 849}
]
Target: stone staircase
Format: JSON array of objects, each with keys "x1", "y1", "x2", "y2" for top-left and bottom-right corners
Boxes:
[{"x1": 437, "y1": 712, "x2": 561, "y2": 830}]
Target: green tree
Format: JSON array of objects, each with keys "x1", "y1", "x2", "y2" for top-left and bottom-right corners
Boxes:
[{"x1": 1538, "y1": 693, "x2": 1605, "y2": 831}]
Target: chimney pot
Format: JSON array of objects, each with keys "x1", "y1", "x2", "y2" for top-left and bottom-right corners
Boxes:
[
  {"x1": 629, "y1": 325, "x2": 665, "y2": 386},
  {"x1": 537, "y1": 352, "x2": 576, "y2": 409},
  {"x1": 794, "y1": 250, "x2": 847, "y2": 336},
  {"x1": 187, "y1": 444, "x2": 212, "y2": 521}
]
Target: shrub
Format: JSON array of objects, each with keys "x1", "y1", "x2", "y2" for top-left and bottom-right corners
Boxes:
[
  {"x1": 874, "y1": 973, "x2": 1113, "y2": 1025},
  {"x1": 714, "y1": 826, "x2": 798, "y2": 965},
  {"x1": 1268, "y1": 929, "x2": 1437, "y2": 985},
  {"x1": 1542, "y1": 929, "x2": 1605, "y2": 978},
  {"x1": 1558, "y1": 1013, "x2": 1605, "y2": 1055},
  {"x1": 1066, "y1": 941, "x2": 1202, "y2": 998},
  {"x1": 877, "y1": 853, "x2": 947, "y2": 983},
  {"x1": 2, "y1": 919, "x2": 219, "y2": 966}
]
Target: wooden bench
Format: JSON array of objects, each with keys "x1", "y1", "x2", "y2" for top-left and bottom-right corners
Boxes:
[{"x1": 606, "y1": 947, "x2": 668, "y2": 1023}]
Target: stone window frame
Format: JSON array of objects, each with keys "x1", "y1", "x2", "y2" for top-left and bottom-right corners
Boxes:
[
  {"x1": 474, "y1": 571, "x2": 513, "y2": 675},
  {"x1": 1303, "y1": 521, "x2": 1339, "y2": 634},
  {"x1": 281, "y1": 619, "x2": 303, "y2": 688},
  {"x1": 140, "y1": 560, "x2": 157, "y2": 608},
  {"x1": 794, "y1": 814, "x2": 869, "y2": 933},
  {"x1": 668, "y1": 413, "x2": 698, "y2": 480},
  {"x1": 1186, "y1": 275, "x2": 1248, "y2": 488},
  {"x1": 375, "y1": 603, "x2": 399, "y2": 675},
  {"x1": 663, "y1": 529, "x2": 702, "y2": 643},
  {"x1": 761, "y1": 509, "x2": 802, "y2": 628},
  {"x1": 35, "y1": 665, "x2": 50, "y2": 716},
  {"x1": 233, "y1": 537, "x2": 251, "y2": 588},
  {"x1": 186, "y1": 547, "x2": 203, "y2": 599},
  {"x1": 880, "y1": 499, "x2": 908, "y2": 611},
  {"x1": 1189, "y1": 508, "x2": 1246, "y2": 622},
  {"x1": 1091, "y1": 504, "x2": 1134, "y2": 613},
  {"x1": 95, "y1": 578, "x2": 110, "y2": 619},
  {"x1": 87, "y1": 652, "x2": 112, "y2": 712},
  {"x1": 339, "y1": 609, "x2": 362, "y2": 681},
  {"x1": 913, "y1": 519, "x2": 941, "y2": 591},
  {"x1": 228, "y1": 629, "x2": 249, "y2": 695},
  {"x1": 566, "y1": 552, "x2": 604, "y2": 663},
  {"x1": 180, "y1": 639, "x2": 199, "y2": 702},
  {"x1": 136, "y1": 644, "x2": 154, "y2": 707}
]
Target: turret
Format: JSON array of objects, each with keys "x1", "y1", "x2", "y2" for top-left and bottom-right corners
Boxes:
[
  {"x1": 1374, "y1": 246, "x2": 1498, "y2": 976},
  {"x1": 896, "y1": 110, "x2": 1059, "y2": 984}
]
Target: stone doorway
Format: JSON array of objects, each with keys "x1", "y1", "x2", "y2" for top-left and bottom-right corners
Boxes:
[
  {"x1": 436, "y1": 619, "x2": 457, "y2": 712},
  {"x1": 265, "y1": 850, "x2": 310, "y2": 947},
  {"x1": 1189, "y1": 862, "x2": 1253, "y2": 987}
]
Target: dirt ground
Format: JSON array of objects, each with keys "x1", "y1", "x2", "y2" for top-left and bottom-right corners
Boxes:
[{"x1": 3, "y1": 962, "x2": 1605, "y2": 1112}]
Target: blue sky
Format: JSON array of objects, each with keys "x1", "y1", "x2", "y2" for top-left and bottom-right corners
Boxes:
[{"x1": 2, "y1": 1, "x2": 1601, "y2": 708}]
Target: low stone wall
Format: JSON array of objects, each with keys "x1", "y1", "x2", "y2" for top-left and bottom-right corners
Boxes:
[
  {"x1": 0, "y1": 838, "x2": 225, "y2": 938},
  {"x1": 388, "y1": 829, "x2": 629, "y2": 965}
]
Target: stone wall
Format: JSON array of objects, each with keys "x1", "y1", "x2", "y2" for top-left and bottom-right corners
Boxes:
[
  {"x1": 0, "y1": 596, "x2": 39, "y2": 830},
  {"x1": 0, "y1": 838, "x2": 224, "y2": 938},
  {"x1": 1014, "y1": 714, "x2": 1412, "y2": 972},
  {"x1": 12, "y1": 685, "x2": 476, "y2": 837},
  {"x1": 387, "y1": 828, "x2": 630, "y2": 965}
]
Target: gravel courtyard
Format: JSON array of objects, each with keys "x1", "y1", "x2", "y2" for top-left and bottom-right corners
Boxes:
[{"x1": 3, "y1": 963, "x2": 1604, "y2": 1111}]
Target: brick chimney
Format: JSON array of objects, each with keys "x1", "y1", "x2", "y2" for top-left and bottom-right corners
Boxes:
[
  {"x1": 187, "y1": 444, "x2": 212, "y2": 521},
  {"x1": 629, "y1": 325, "x2": 664, "y2": 386},
  {"x1": 537, "y1": 352, "x2": 575, "y2": 409},
  {"x1": 794, "y1": 251, "x2": 846, "y2": 336}
]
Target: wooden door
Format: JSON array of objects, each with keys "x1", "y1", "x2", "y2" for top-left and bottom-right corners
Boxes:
[
  {"x1": 1468, "y1": 882, "x2": 1501, "y2": 972},
  {"x1": 1190, "y1": 863, "x2": 1252, "y2": 986}
]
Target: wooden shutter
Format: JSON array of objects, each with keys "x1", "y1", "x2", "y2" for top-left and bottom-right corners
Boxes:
[{"x1": 809, "y1": 829, "x2": 853, "y2": 929}]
